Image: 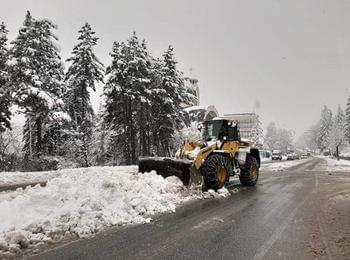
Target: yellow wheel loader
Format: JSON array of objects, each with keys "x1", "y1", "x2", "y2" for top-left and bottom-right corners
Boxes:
[{"x1": 139, "y1": 117, "x2": 260, "y2": 190}]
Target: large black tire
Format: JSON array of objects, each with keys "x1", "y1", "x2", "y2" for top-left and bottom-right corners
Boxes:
[
  {"x1": 239, "y1": 155, "x2": 259, "y2": 186},
  {"x1": 201, "y1": 154, "x2": 232, "y2": 191}
]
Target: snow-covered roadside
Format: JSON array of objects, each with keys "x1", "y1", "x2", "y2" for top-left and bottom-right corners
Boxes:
[
  {"x1": 0, "y1": 166, "x2": 229, "y2": 256},
  {"x1": 0, "y1": 170, "x2": 60, "y2": 186},
  {"x1": 322, "y1": 156, "x2": 350, "y2": 172},
  {"x1": 260, "y1": 159, "x2": 309, "y2": 172}
]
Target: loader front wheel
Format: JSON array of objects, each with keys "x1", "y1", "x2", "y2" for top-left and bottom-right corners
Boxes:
[
  {"x1": 201, "y1": 154, "x2": 231, "y2": 191},
  {"x1": 239, "y1": 155, "x2": 259, "y2": 186}
]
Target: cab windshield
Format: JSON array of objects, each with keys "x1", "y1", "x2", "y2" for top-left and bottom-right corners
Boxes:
[{"x1": 202, "y1": 120, "x2": 225, "y2": 141}]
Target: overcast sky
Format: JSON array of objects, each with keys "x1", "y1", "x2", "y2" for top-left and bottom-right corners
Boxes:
[{"x1": 2, "y1": 0, "x2": 350, "y2": 137}]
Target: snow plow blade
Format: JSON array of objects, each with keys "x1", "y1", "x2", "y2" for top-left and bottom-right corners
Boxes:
[{"x1": 139, "y1": 157, "x2": 199, "y2": 186}]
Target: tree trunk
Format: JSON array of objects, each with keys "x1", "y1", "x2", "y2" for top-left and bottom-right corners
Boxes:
[
  {"x1": 336, "y1": 145, "x2": 339, "y2": 160},
  {"x1": 124, "y1": 97, "x2": 131, "y2": 165},
  {"x1": 29, "y1": 118, "x2": 33, "y2": 158},
  {"x1": 139, "y1": 103, "x2": 148, "y2": 157},
  {"x1": 36, "y1": 117, "x2": 42, "y2": 156},
  {"x1": 129, "y1": 98, "x2": 136, "y2": 164}
]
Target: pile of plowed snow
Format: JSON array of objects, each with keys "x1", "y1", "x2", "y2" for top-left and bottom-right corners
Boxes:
[
  {"x1": 260, "y1": 159, "x2": 308, "y2": 171},
  {"x1": 0, "y1": 166, "x2": 229, "y2": 255},
  {"x1": 0, "y1": 170, "x2": 60, "y2": 186}
]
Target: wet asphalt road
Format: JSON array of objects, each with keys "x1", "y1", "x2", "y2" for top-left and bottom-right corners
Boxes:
[{"x1": 29, "y1": 158, "x2": 327, "y2": 260}]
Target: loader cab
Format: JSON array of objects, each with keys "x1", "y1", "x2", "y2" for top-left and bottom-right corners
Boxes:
[{"x1": 202, "y1": 118, "x2": 239, "y2": 142}]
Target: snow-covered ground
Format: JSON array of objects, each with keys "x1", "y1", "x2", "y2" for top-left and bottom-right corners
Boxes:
[
  {"x1": 0, "y1": 166, "x2": 229, "y2": 256},
  {"x1": 260, "y1": 159, "x2": 309, "y2": 171},
  {"x1": 0, "y1": 170, "x2": 60, "y2": 186},
  {"x1": 322, "y1": 156, "x2": 350, "y2": 172},
  {"x1": 261, "y1": 157, "x2": 272, "y2": 163}
]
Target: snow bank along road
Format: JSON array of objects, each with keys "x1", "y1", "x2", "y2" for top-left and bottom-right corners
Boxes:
[
  {"x1": 0, "y1": 166, "x2": 229, "y2": 259},
  {"x1": 26, "y1": 157, "x2": 350, "y2": 260}
]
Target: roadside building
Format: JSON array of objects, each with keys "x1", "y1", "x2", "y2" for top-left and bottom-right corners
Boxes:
[
  {"x1": 185, "y1": 105, "x2": 219, "y2": 122},
  {"x1": 182, "y1": 77, "x2": 219, "y2": 122},
  {"x1": 222, "y1": 113, "x2": 263, "y2": 145}
]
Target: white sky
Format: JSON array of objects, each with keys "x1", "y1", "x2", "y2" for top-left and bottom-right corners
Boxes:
[{"x1": 2, "y1": 0, "x2": 350, "y2": 138}]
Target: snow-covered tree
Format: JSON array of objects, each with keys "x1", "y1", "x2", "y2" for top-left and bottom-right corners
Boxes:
[
  {"x1": 264, "y1": 122, "x2": 277, "y2": 149},
  {"x1": 251, "y1": 115, "x2": 263, "y2": 146},
  {"x1": 64, "y1": 23, "x2": 104, "y2": 166},
  {"x1": 264, "y1": 122, "x2": 293, "y2": 152},
  {"x1": 9, "y1": 11, "x2": 67, "y2": 157},
  {"x1": 88, "y1": 103, "x2": 114, "y2": 166},
  {"x1": 303, "y1": 122, "x2": 320, "y2": 152},
  {"x1": 103, "y1": 34, "x2": 193, "y2": 163},
  {"x1": 0, "y1": 125, "x2": 23, "y2": 171},
  {"x1": 151, "y1": 46, "x2": 189, "y2": 156},
  {"x1": 173, "y1": 121, "x2": 201, "y2": 152},
  {"x1": 329, "y1": 106, "x2": 345, "y2": 159},
  {"x1": 318, "y1": 105, "x2": 333, "y2": 151},
  {"x1": 345, "y1": 94, "x2": 350, "y2": 143},
  {"x1": 104, "y1": 33, "x2": 152, "y2": 164},
  {"x1": 0, "y1": 22, "x2": 11, "y2": 132}
]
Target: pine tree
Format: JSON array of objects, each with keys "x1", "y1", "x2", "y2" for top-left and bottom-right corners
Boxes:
[
  {"x1": 89, "y1": 104, "x2": 112, "y2": 166},
  {"x1": 0, "y1": 22, "x2": 11, "y2": 132},
  {"x1": 103, "y1": 35, "x2": 192, "y2": 163},
  {"x1": 9, "y1": 11, "x2": 67, "y2": 158},
  {"x1": 318, "y1": 105, "x2": 333, "y2": 151},
  {"x1": 345, "y1": 94, "x2": 350, "y2": 143},
  {"x1": 64, "y1": 23, "x2": 104, "y2": 166},
  {"x1": 151, "y1": 46, "x2": 189, "y2": 156},
  {"x1": 104, "y1": 33, "x2": 152, "y2": 164}
]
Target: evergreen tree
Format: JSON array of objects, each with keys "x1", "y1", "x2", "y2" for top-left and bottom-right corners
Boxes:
[
  {"x1": 306, "y1": 123, "x2": 320, "y2": 152},
  {"x1": 103, "y1": 34, "x2": 192, "y2": 163},
  {"x1": 88, "y1": 101, "x2": 117, "y2": 166},
  {"x1": 9, "y1": 11, "x2": 67, "y2": 157},
  {"x1": 345, "y1": 94, "x2": 350, "y2": 143},
  {"x1": 264, "y1": 122, "x2": 277, "y2": 149},
  {"x1": 151, "y1": 46, "x2": 188, "y2": 156},
  {"x1": 318, "y1": 105, "x2": 333, "y2": 151},
  {"x1": 64, "y1": 23, "x2": 104, "y2": 166},
  {"x1": 0, "y1": 22, "x2": 11, "y2": 132},
  {"x1": 104, "y1": 33, "x2": 152, "y2": 164}
]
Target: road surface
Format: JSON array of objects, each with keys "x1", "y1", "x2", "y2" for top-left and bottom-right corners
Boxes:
[{"x1": 28, "y1": 158, "x2": 350, "y2": 260}]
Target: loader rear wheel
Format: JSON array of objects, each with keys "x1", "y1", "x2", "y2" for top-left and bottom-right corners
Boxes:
[
  {"x1": 239, "y1": 155, "x2": 259, "y2": 186},
  {"x1": 201, "y1": 154, "x2": 231, "y2": 191}
]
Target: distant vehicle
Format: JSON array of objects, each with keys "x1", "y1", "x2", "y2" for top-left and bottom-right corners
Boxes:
[
  {"x1": 272, "y1": 150, "x2": 282, "y2": 160},
  {"x1": 306, "y1": 152, "x2": 311, "y2": 157},
  {"x1": 287, "y1": 153, "x2": 294, "y2": 160},
  {"x1": 260, "y1": 150, "x2": 272, "y2": 160},
  {"x1": 294, "y1": 153, "x2": 300, "y2": 160},
  {"x1": 301, "y1": 154, "x2": 307, "y2": 159}
]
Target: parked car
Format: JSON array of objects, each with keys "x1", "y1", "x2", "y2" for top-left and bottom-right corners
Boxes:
[
  {"x1": 301, "y1": 154, "x2": 307, "y2": 159},
  {"x1": 272, "y1": 150, "x2": 282, "y2": 160},
  {"x1": 287, "y1": 153, "x2": 294, "y2": 160},
  {"x1": 259, "y1": 150, "x2": 272, "y2": 161}
]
